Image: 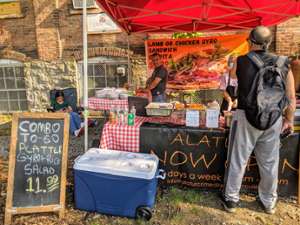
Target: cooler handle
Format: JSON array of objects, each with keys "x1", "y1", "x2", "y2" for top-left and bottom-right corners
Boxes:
[{"x1": 156, "y1": 169, "x2": 166, "y2": 180}]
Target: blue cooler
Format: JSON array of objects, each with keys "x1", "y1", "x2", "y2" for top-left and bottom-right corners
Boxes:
[{"x1": 73, "y1": 148, "x2": 165, "y2": 220}]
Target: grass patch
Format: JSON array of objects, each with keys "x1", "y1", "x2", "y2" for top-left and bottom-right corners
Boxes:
[
  {"x1": 169, "y1": 213, "x2": 185, "y2": 225},
  {"x1": 190, "y1": 205, "x2": 200, "y2": 214},
  {"x1": 0, "y1": 114, "x2": 12, "y2": 124},
  {"x1": 167, "y1": 187, "x2": 203, "y2": 205}
]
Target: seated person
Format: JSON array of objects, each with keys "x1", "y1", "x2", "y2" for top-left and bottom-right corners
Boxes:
[{"x1": 52, "y1": 90, "x2": 84, "y2": 137}]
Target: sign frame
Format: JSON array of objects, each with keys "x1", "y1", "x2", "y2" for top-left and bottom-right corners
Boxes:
[
  {"x1": 4, "y1": 112, "x2": 70, "y2": 225},
  {"x1": 87, "y1": 13, "x2": 122, "y2": 34}
]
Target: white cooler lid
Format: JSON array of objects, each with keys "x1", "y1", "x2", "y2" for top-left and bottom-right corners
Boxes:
[{"x1": 73, "y1": 148, "x2": 159, "y2": 180}]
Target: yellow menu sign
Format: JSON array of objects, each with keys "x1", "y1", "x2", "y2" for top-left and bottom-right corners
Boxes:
[{"x1": 0, "y1": 1, "x2": 21, "y2": 16}]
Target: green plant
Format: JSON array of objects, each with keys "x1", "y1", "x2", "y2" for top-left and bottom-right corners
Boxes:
[
  {"x1": 168, "y1": 188, "x2": 203, "y2": 205},
  {"x1": 172, "y1": 32, "x2": 203, "y2": 39}
]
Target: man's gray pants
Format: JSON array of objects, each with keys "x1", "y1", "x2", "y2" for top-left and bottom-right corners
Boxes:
[{"x1": 224, "y1": 109, "x2": 282, "y2": 208}]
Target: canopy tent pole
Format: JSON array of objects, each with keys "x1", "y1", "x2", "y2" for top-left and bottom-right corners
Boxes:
[
  {"x1": 127, "y1": 35, "x2": 131, "y2": 90},
  {"x1": 83, "y1": 0, "x2": 89, "y2": 152}
]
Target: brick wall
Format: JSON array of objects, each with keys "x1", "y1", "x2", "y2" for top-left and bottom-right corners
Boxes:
[
  {"x1": 0, "y1": 0, "x2": 37, "y2": 58},
  {"x1": 276, "y1": 17, "x2": 300, "y2": 56},
  {"x1": 0, "y1": 0, "x2": 146, "y2": 61},
  {"x1": 58, "y1": 0, "x2": 146, "y2": 58},
  {"x1": 32, "y1": 0, "x2": 61, "y2": 60},
  {"x1": 0, "y1": 1, "x2": 300, "y2": 61}
]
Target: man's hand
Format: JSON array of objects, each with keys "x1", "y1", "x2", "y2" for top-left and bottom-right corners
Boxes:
[
  {"x1": 227, "y1": 100, "x2": 233, "y2": 112},
  {"x1": 232, "y1": 99, "x2": 238, "y2": 108},
  {"x1": 148, "y1": 77, "x2": 162, "y2": 91},
  {"x1": 281, "y1": 118, "x2": 293, "y2": 133}
]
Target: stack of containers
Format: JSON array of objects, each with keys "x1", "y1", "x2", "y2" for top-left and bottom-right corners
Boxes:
[{"x1": 73, "y1": 148, "x2": 165, "y2": 220}]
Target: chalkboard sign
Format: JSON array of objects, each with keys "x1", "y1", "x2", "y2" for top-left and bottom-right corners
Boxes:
[{"x1": 5, "y1": 113, "x2": 70, "y2": 225}]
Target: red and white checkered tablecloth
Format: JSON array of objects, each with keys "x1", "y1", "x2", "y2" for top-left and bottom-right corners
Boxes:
[
  {"x1": 99, "y1": 116, "x2": 185, "y2": 152},
  {"x1": 100, "y1": 117, "x2": 147, "y2": 152},
  {"x1": 88, "y1": 97, "x2": 128, "y2": 111}
]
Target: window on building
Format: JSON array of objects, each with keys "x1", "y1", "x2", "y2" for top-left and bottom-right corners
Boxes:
[
  {"x1": 78, "y1": 57, "x2": 129, "y2": 97},
  {"x1": 0, "y1": 0, "x2": 22, "y2": 18},
  {"x1": 0, "y1": 59, "x2": 28, "y2": 112},
  {"x1": 72, "y1": 0, "x2": 97, "y2": 9},
  {"x1": 69, "y1": 0, "x2": 103, "y2": 17}
]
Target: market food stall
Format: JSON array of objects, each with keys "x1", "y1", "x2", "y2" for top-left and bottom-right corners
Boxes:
[
  {"x1": 91, "y1": 33, "x2": 299, "y2": 198},
  {"x1": 3, "y1": 1, "x2": 300, "y2": 224},
  {"x1": 90, "y1": 0, "x2": 300, "y2": 199},
  {"x1": 98, "y1": 34, "x2": 246, "y2": 150}
]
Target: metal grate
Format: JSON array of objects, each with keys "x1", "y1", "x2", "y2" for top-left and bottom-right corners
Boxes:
[
  {"x1": 0, "y1": 65, "x2": 28, "y2": 112},
  {"x1": 94, "y1": 64, "x2": 105, "y2": 77},
  {"x1": 79, "y1": 62, "x2": 129, "y2": 97}
]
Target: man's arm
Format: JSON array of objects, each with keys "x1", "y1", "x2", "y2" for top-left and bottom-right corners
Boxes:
[
  {"x1": 145, "y1": 76, "x2": 152, "y2": 87},
  {"x1": 229, "y1": 57, "x2": 237, "y2": 79},
  {"x1": 147, "y1": 77, "x2": 162, "y2": 90},
  {"x1": 223, "y1": 90, "x2": 232, "y2": 103},
  {"x1": 283, "y1": 69, "x2": 296, "y2": 131},
  {"x1": 223, "y1": 90, "x2": 233, "y2": 111},
  {"x1": 147, "y1": 67, "x2": 167, "y2": 90}
]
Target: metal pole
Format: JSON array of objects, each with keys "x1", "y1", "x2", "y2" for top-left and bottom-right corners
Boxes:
[
  {"x1": 127, "y1": 35, "x2": 131, "y2": 88},
  {"x1": 83, "y1": 0, "x2": 88, "y2": 152}
]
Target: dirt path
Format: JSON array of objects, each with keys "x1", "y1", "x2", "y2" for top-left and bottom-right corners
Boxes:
[{"x1": 1, "y1": 169, "x2": 299, "y2": 225}]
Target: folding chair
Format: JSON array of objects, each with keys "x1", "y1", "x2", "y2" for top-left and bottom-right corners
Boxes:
[{"x1": 48, "y1": 88, "x2": 83, "y2": 113}]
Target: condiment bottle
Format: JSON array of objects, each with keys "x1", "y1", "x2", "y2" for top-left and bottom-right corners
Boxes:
[{"x1": 128, "y1": 106, "x2": 135, "y2": 126}]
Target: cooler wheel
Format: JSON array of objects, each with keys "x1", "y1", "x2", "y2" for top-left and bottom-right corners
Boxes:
[{"x1": 136, "y1": 206, "x2": 152, "y2": 221}]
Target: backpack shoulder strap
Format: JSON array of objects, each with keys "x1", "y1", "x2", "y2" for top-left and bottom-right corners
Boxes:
[
  {"x1": 275, "y1": 56, "x2": 287, "y2": 68},
  {"x1": 247, "y1": 51, "x2": 264, "y2": 69}
]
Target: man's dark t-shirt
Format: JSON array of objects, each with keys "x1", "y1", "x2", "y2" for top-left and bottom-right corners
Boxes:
[
  {"x1": 149, "y1": 65, "x2": 168, "y2": 96},
  {"x1": 236, "y1": 50, "x2": 289, "y2": 110}
]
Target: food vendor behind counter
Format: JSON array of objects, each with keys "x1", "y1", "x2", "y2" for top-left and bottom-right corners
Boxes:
[{"x1": 145, "y1": 53, "x2": 168, "y2": 102}]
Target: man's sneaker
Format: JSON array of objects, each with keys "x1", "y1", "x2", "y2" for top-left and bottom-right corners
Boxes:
[
  {"x1": 256, "y1": 197, "x2": 276, "y2": 215},
  {"x1": 219, "y1": 193, "x2": 238, "y2": 213}
]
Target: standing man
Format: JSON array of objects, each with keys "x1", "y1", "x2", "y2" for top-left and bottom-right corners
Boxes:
[
  {"x1": 221, "y1": 26, "x2": 296, "y2": 214},
  {"x1": 146, "y1": 53, "x2": 168, "y2": 102}
]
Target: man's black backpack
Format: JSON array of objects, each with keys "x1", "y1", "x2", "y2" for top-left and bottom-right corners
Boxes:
[{"x1": 245, "y1": 52, "x2": 289, "y2": 130}]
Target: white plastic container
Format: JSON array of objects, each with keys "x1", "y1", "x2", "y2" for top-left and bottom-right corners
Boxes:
[{"x1": 206, "y1": 109, "x2": 220, "y2": 128}]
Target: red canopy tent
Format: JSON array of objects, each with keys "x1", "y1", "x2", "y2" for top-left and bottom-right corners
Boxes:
[{"x1": 96, "y1": 0, "x2": 300, "y2": 33}]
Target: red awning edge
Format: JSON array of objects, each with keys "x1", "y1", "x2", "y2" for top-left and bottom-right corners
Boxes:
[{"x1": 96, "y1": 0, "x2": 300, "y2": 33}]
